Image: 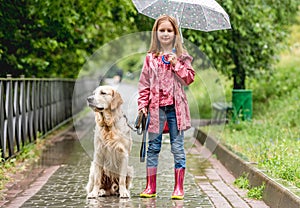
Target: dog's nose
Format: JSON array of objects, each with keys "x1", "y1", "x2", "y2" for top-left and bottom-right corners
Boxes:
[{"x1": 87, "y1": 96, "x2": 94, "y2": 102}]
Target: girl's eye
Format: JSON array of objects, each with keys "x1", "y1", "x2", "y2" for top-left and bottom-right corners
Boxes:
[{"x1": 159, "y1": 29, "x2": 173, "y2": 33}]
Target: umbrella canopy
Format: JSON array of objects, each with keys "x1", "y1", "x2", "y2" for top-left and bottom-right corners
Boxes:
[{"x1": 132, "y1": 0, "x2": 231, "y2": 32}]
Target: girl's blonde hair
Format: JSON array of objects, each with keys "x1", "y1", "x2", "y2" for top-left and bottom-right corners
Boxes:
[{"x1": 148, "y1": 15, "x2": 184, "y2": 57}]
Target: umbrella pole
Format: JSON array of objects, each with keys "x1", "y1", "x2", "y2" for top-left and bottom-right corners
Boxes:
[
  {"x1": 175, "y1": 13, "x2": 184, "y2": 44},
  {"x1": 179, "y1": 26, "x2": 184, "y2": 44}
]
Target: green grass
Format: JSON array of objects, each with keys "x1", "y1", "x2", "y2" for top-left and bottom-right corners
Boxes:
[
  {"x1": 234, "y1": 173, "x2": 265, "y2": 199},
  {"x1": 209, "y1": 59, "x2": 300, "y2": 190},
  {"x1": 222, "y1": 13, "x2": 300, "y2": 190},
  {"x1": 247, "y1": 183, "x2": 265, "y2": 200},
  {"x1": 234, "y1": 173, "x2": 250, "y2": 189},
  {"x1": 194, "y1": 11, "x2": 300, "y2": 193}
]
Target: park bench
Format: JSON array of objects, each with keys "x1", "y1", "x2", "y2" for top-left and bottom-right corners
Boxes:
[{"x1": 212, "y1": 102, "x2": 233, "y2": 123}]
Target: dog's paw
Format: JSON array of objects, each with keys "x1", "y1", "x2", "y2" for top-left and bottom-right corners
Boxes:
[
  {"x1": 98, "y1": 189, "x2": 106, "y2": 197},
  {"x1": 87, "y1": 191, "x2": 97, "y2": 199},
  {"x1": 119, "y1": 187, "x2": 130, "y2": 198}
]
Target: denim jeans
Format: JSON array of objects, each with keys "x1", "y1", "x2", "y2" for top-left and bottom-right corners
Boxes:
[{"x1": 147, "y1": 105, "x2": 185, "y2": 169}]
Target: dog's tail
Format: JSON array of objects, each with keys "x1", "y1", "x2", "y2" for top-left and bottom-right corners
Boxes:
[{"x1": 111, "y1": 183, "x2": 119, "y2": 194}]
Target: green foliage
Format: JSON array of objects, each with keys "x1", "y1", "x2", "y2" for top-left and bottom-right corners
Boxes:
[
  {"x1": 185, "y1": 1, "x2": 299, "y2": 89},
  {"x1": 117, "y1": 55, "x2": 144, "y2": 74},
  {"x1": 16, "y1": 143, "x2": 38, "y2": 162},
  {"x1": 188, "y1": 69, "x2": 231, "y2": 118},
  {"x1": 250, "y1": 65, "x2": 300, "y2": 105},
  {"x1": 223, "y1": 79, "x2": 300, "y2": 188},
  {"x1": 0, "y1": 0, "x2": 138, "y2": 78},
  {"x1": 202, "y1": 13, "x2": 300, "y2": 190},
  {"x1": 234, "y1": 173, "x2": 250, "y2": 189},
  {"x1": 0, "y1": 166, "x2": 10, "y2": 191},
  {"x1": 224, "y1": 105, "x2": 300, "y2": 189},
  {"x1": 247, "y1": 183, "x2": 265, "y2": 200},
  {"x1": 1, "y1": 1, "x2": 298, "y2": 81},
  {"x1": 234, "y1": 173, "x2": 265, "y2": 199}
]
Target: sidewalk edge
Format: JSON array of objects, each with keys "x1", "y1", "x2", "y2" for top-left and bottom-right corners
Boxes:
[{"x1": 194, "y1": 128, "x2": 300, "y2": 208}]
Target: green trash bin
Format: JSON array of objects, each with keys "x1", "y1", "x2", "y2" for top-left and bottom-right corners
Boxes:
[{"x1": 232, "y1": 89, "x2": 253, "y2": 121}]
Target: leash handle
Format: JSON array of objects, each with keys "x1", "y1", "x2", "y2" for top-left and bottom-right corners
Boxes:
[
  {"x1": 135, "y1": 111, "x2": 147, "y2": 135},
  {"x1": 134, "y1": 111, "x2": 144, "y2": 128},
  {"x1": 137, "y1": 127, "x2": 143, "y2": 135},
  {"x1": 140, "y1": 114, "x2": 149, "y2": 163}
]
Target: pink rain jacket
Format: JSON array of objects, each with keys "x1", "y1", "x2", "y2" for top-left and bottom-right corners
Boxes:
[{"x1": 138, "y1": 52, "x2": 195, "y2": 133}]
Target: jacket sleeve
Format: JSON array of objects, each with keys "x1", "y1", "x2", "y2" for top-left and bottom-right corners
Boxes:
[
  {"x1": 172, "y1": 53, "x2": 195, "y2": 86},
  {"x1": 138, "y1": 55, "x2": 151, "y2": 110}
]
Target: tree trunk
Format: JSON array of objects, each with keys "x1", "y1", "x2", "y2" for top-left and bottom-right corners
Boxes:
[
  {"x1": 231, "y1": 30, "x2": 246, "y2": 89},
  {"x1": 233, "y1": 66, "x2": 246, "y2": 89},
  {"x1": 232, "y1": 45, "x2": 246, "y2": 89}
]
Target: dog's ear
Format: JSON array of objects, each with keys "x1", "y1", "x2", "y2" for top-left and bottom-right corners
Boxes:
[{"x1": 111, "y1": 90, "x2": 123, "y2": 110}]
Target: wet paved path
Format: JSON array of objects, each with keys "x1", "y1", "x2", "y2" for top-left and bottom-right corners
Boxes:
[
  {"x1": 2, "y1": 82, "x2": 269, "y2": 207},
  {"x1": 20, "y1": 126, "x2": 212, "y2": 208}
]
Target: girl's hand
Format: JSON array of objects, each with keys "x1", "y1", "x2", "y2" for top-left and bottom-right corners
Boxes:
[
  {"x1": 169, "y1": 52, "x2": 177, "y2": 66},
  {"x1": 140, "y1": 107, "x2": 148, "y2": 116}
]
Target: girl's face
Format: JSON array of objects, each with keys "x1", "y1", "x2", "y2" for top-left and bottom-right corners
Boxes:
[{"x1": 157, "y1": 20, "x2": 175, "y2": 48}]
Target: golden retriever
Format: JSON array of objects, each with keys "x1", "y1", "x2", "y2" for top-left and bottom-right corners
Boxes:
[{"x1": 86, "y1": 85, "x2": 133, "y2": 198}]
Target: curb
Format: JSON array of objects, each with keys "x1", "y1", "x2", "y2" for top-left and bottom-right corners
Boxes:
[{"x1": 194, "y1": 128, "x2": 300, "y2": 208}]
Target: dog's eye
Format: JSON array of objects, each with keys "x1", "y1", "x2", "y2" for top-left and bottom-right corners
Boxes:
[{"x1": 100, "y1": 91, "x2": 107, "y2": 95}]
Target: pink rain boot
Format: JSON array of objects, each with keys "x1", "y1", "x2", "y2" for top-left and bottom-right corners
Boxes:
[
  {"x1": 140, "y1": 167, "x2": 157, "y2": 198},
  {"x1": 171, "y1": 168, "x2": 185, "y2": 200}
]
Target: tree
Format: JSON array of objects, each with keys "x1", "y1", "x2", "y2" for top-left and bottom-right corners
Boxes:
[
  {"x1": 184, "y1": 0, "x2": 299, "y2": 89},
  {"x1": 0, "y1": 0, "x2": 138, "y2": 78}
]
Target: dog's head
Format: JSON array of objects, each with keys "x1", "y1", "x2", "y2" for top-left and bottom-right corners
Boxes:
[{"x1": 87, "y1": 86, "x2": 123, "y2": 112}]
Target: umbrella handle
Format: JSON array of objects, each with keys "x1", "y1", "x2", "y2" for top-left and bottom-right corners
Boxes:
[{"x1": 162, "y1": 55, "x2": 170, "y2": 64}]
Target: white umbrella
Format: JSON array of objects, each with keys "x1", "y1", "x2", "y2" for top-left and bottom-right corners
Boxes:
[{"x1": 132, "y1": 0, "x2": 231, "y2": 32}]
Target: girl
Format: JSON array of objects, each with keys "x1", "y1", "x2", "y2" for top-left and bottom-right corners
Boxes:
[{"x1": 138, "y1": 15, "x2": 195, "y2": 199}]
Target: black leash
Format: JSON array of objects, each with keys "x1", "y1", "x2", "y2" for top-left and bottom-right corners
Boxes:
[
  {"x1": 124, "y1": 112, "x2": 148, "y2": 162},
  {"x1": 123, "y1": 113, "x2": 144, "y2": 135}
]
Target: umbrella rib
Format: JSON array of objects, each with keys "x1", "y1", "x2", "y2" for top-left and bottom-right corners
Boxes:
[
  {"x1": 179, "y1": 2, "x2": 185, "y2": 27},
  {"x1": 141, "y1": 0, "x2": 160, "y2": 14},
  {"x1": 178, "y1": 2, "x2": 185, "y2": 42},
  {"x1": 200, "y1": 5, "x2": 209, "y2": 31}
]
